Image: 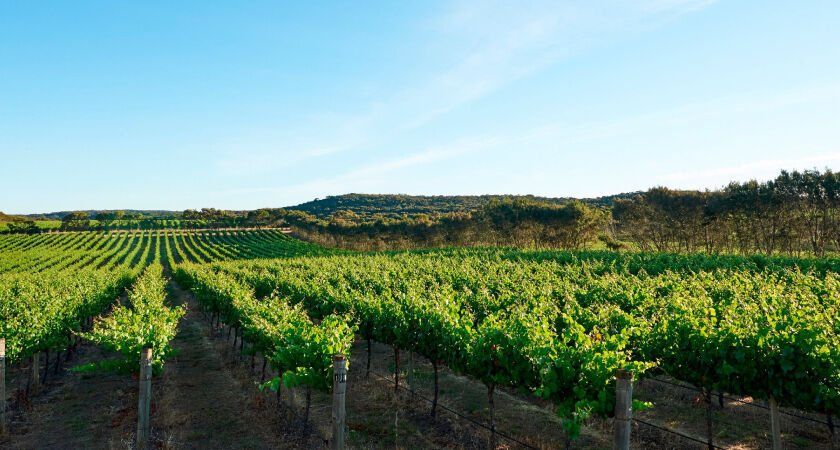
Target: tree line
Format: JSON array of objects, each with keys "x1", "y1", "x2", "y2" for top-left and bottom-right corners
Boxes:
[
  {"x1": 614, "y1": 169, "x2": 840, "y2": 256},
  {"x1": 270, "y1": 199, "x2": 611, "y2": 251},
  {"x1": 288, "y1": 193, "x2": 577, "y2": 221},
  {"x1": 274, "y1": 168, "x2": 840, "y2": 254},
  {"x1": 6, "y1": 168, "x2": 839, "y2": 256}
]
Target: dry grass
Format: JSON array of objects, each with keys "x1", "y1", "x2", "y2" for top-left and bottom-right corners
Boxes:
[
  {"x1": 632, "y1": 378, "x2": 840, "y2": 450},
  {"x1": 2, "y1": 339, "x2": 136, "y2": 449},
  {"x1": 146, "y1": 281, "x2": 300, "y2": 449}
]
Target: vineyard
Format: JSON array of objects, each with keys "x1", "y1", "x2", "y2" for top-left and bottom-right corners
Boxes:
[{"x1": 1, "y1": 231, "x2": 839, "y2": 448}]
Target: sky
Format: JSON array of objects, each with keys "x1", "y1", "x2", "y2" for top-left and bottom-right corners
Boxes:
[{"x1": 1, "y1": 1, "x2": 839, "y2": 214}]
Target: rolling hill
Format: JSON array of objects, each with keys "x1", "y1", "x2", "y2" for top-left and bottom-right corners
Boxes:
[{"x1": 286, "y1": 193, "x2": 640, "y2": 220}]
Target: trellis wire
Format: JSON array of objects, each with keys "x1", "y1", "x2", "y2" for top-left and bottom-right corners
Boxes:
[
  {"x1": 367, "y1": 368, "x2": 539, "y2": 449},
  {"x1": 275, "y1": 392, "x2": 330, "y2": 446},
  {"x1": 204, "y1": 312, "x2": 332, "y2": 446},
  {"x1": 645, "y1": 377, "x2": 836, "y2": 427},
  {"x1": 632, "y1": 417, "x2": 725, "y2": 449}
]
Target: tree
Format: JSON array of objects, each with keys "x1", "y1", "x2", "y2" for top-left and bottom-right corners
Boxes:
[
  {"x1": 94, "y1": 211, "x2": 124, "y2": 229},
  {"x1": 7, "y1": 220, "x2": 38, "y2": 234},
  {"x1": 247, "y1": 209, "x2": 271, "y2": 228},
  {"x1": 60, "y1": 212, "x2": 90, "y2": 230}
]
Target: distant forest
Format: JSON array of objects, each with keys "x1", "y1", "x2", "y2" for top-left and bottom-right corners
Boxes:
[
  {"x1": 277, "y1": 169, "x2": 840, "y2": 255},
  {"x1": 5, "y1": 169, "x2": 839, "y2": 256},
  {"x1": 24, "y1": 209, "x2": 181, "y2": 221},
  {"x1": 287, "y1": 193, "x2": 633, "y2": 221},
  {"x1": 613, "y1": 169, "x2": 840, "y2": 256}
]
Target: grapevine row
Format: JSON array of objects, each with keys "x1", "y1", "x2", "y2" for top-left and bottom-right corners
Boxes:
[{"x1": 205, "y1": 251, "x2": 840, "y2": 436}]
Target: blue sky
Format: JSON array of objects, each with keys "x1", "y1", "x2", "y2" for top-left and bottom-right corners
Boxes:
[{"x1": 1, "y1": 1, "x2": 838, "y2": 214}]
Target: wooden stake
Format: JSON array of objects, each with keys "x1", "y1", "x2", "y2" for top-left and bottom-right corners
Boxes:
[
  {"x1": 331, "y1": 354, "x2": 347, "y2": 450},
  {"x1": 31, "y1": 352, "x2": 40, "y2": 395},
  {"x1": 54, "y1": 350, "x2": 62, "y2": 375},
  {"x1": 1, "y1": 338, "x2": 6, "y2": 436},
  {"x1": 769, "y1": 394, "x2": 782, "y2": 450},
  {"x1": 289, "y1": 380, "x2": 297, "y2": 412},
  {"x1": 705, "y1": 389, "x2": 714, "y2": 450},
  {"x1": 431, "y1": 359, "x2": 439, "y2": 418},
  {"x1": 488, "y1": 383, "x2": 497, "y2": 449},
  {"x1": 394, "y1": 346, "x2": 400, "y2": 393},
  {"x1": 613, "y1": 369, "x2": 633, "y2": 450},
  {"x1": 137, "y1": 347, "x2": 153, "y2": 450},
  {"x1": 43, "y1": 349, "x2": 50, "y2": 385},
  {"x1": 366, "y1": 338, "x2": 371, "y2": 378},
  {"x1": 304, "y1": 386, "x2": 312, "y2": 431},
  {"x1": 276, "y1": 382, "x2": 283, "y2": 413}
]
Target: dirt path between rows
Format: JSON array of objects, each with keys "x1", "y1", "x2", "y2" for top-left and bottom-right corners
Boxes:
[
  {"x1": 143, "y1": 279, "x2": 285, "y2": 449},
  {"x1": 5, "y1": 338, "x2": 135, "y2": 449},
  {"x1": 4, "y1": 278, "x2": 293, "y2": 450}
]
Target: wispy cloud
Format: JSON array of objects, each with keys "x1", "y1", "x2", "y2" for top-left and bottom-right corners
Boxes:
[
  {"x1": 517, "y1": 81, "x2": 840, "y2": 149},
  {"x1": 212, "y1": 0, "x2": 721, "y2": 177},
  {"x1": 212, "y1": 109, "x2": 380, "y2": 176},
  {"x1": 215, "y1": 135, "x2": 507, "y2": 200},
  {"x1": 658, "y1": 152, "x2": 840, "y2": 188},
  {"x1": 222, "y1": 74, "x2": 838, "y2": 206}
]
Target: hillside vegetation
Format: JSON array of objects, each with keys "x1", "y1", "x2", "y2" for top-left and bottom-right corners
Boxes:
[
  {"x1": 25, "y1": 210, "x2": 180, "y2": 221},
  {"x1": 0, "y1": 212, "x2": 28, "y2": 223},
  {"x1": 9, "y1": 169, "x2": 840, "y2": 257},
  {"x1": 290, "y1": 193, "x2": 571, "y2": 220},
  {"x1": 287, "y1": 193, "x2": 637, "y2": 221},
  {"x1": 279, "y1": 169, "x2": 840, "y2": 255}
]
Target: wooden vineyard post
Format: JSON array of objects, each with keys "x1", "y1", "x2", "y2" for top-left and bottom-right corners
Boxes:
[
  {"x1": 366, "y1": 338, "x2": 371, "y2": 378},
  {"x1": 331, "y1": 354, "x2": 347, "y2": 450},
  {"x1": 705, "y1": 389, "x2": 714, "y2": 450},
  {"x1": 30, "y1": 352, "x2": 40, "y2": 395},
  {"x1": 1, "y1": 338, "x2": 6, "y2": 436},
  {"x1": 431, "y1": 359, "x2": 439, "y2": 418},
  {"x1": 394, "y1": 346, "x2": 400, "y2": 393},
  {"x1": 488, "y1": 383, "x2": 497, "y2": 450},
  {"x1": 137, "y1": 347, "x2": 153, "y2": 450},
  {"x1": 769, "y1": 395, "x2": 782, "y2": 450},
  {"x1": 613, "y1": 369, "x2": 633, "y2": 450}
]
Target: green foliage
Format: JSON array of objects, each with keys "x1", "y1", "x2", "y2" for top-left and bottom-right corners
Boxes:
[
  {"x1": 615, "y1": 168, "x2": 840, "y2": 255},
  {"x1": 0, "y1": 268, "x2": 135, "y2": 364},
  {"x1": 174, "y1": 265, "x2": 355, "y2": 394},
  {"x1": 276, "y1": 198, "x2": 611, "y2": 251},
  {"x1": 638, "y1": 269, "x2": 840, "y2": 415},
  {"x1": 3, "y1": 221, "x2": 839, "y2": 440},
  {"x1": 202, "y1": 253, "x2": 657, "y2": 437},
  {"x1": 5, "y1": 220, "x2": 39, "y2": 234},
  {"x1": 0, "y1": 229, "x2": 333, "y2": 274},
  {"x1": 77, "y1": 264, "x2": 185, "y2": 376},
  {"x1": 197, "y1": 247, "x2": 840, "y2": 438},
  {"x1": 60, "y1": 211, "x2": 90, "y2": 231},
  {"x1": 288, "y1": 193, "x2": 581, "y2": 220}
]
